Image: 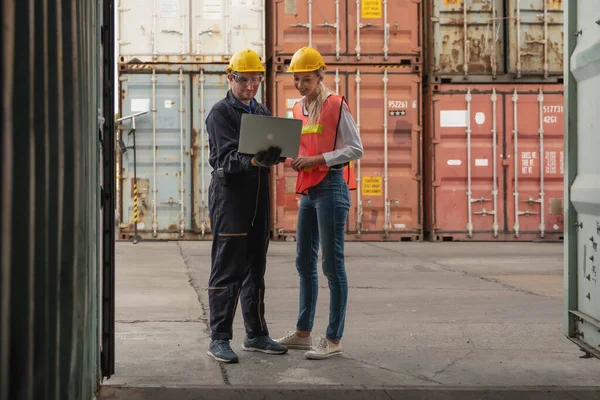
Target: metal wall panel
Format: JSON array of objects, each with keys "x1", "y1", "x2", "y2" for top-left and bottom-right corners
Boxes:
[
  {"x1": 117, "y1": 0, "x2": 266, "y2": 63},
  {"x1": 271, "y1": 0, "x2": 422, "y2": 65},
  {"x1": 269, "y1": 66, "x2": 423, "y2": 242},
  {"x1": 118, "y1": 65, "x2": 264, "y2": 240},
  {"x1": 424, "y1": 83, "x2": 564, "y2": 242},
  {"x1": 1, "y1": 0, "x2": 104, "y2": 398},
  {"x1": 564, "y1": 0, "x2": 600, "y2": 359},
  {"x1": 425, "y1": 0, "x2": 564, "y2": 82}
]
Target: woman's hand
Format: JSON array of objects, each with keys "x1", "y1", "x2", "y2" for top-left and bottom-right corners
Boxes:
[{"x1": 291, "y1": 155, "x2": 325, "y2": 171}]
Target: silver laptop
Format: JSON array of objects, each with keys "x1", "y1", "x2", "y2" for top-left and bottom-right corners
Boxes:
[{"x1": 238, "y1": 114, "x2": 303, "y2": 159}]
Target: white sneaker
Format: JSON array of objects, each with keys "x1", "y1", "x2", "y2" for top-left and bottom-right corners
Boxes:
[
  {"x1": 305, "y1": 338, "x2": 343, "y2": 360},
  {"x1": 274, "y1": 331, "x2": 312, "y2": 350}
]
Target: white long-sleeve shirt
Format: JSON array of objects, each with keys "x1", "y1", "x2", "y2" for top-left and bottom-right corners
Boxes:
[{"x1": 301, "y1": 93, "x2": 364, "y2": 167}]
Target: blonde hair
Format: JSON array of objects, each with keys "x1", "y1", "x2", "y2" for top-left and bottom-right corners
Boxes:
[{"x1": 305, "y1": 68, "x2": 330, "y2": 125}]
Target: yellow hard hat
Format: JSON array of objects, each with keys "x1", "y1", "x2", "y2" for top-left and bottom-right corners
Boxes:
[
  {"x1": 226, "y1": 49, "x2": 265, "y2": 74},
  {"x1": 287, "y1": 47, "x2": 327, "y2": 73}
]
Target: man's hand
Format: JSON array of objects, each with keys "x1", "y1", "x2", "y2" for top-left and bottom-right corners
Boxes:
[
  {"x1": 253, "y1": 146, "x2": 282, "y2": 168},
  {"x1": 291, "y1": 155, "x2": 325, "y2": 171}
]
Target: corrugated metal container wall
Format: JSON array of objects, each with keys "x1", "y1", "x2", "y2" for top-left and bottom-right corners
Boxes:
[
  {"x1": 563, "y1": 0, "x2": 600, "y2": 359},
  {"x1": 117, "y1": 65, "x2": 264, "y2": 240},
  {"x1": 118, "y1": 0, "x2": 267, "y2": 63},
  {"x1": 425, "y1": 0, "x2": 564, "y2": 82},
  {"x1": 271, "y1": 0, "x2": 422, "y2": 65},
  {"x1": 424, "y1": 83, "x2": 564, "y2": 241},
  {"x1": 269, "y1": 66, "x2": 423, "y2": 241},
  {"x1": 1, "y1": 0, "x2": 103, "y2": 399}
]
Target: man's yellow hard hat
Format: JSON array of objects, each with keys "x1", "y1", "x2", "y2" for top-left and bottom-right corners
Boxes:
[
  {"x1": 287, "y1": 47, "x2": 327, "y2": 73},
  {"x1": 226, "y1": 49, "x2": 266, "y2": 74}
]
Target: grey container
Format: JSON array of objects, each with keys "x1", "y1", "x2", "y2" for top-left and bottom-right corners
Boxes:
[
  {"x1": 564, "y1": 0, "x2": 600, "y2": 358},
  {"x1": 117, "y1": 64, "x2": 265, "y2": 240},
  {"x1": 425, "y1": 0, "x2": 564, "y2": 83}
]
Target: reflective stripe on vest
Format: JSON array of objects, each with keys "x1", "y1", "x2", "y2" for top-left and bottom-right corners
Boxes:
[{"x1": 292, "y1": 94, "x2": 357, "y2": 194}]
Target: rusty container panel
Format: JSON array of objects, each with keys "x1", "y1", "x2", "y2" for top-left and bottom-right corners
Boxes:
[
  {"x1": 424, "y1": 83, "x2": 564, "y2": 241},
  {"x1": 118, "y1": 66, "x2": 264, "y2": 240},
  {"x1": 271, "y1": 0, "x2": 421, "y2": 65},
  {"x1": 270, "y1": 66, "x2": 422, "y2": 241},
  {"x1": 504, "y1": 86, "x2": 564, "y2": 239},
  {"x1": 118, "y1": 0, "x2": 266, "y2": 63},
  {"x1": 508, "y1": 0, "x2": 564, "y2": 78},
  {"x1": 427, "y1": 0, "x2": 504, "y2": 79}
]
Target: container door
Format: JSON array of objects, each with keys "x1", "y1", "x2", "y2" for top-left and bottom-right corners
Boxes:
[
  {"x1": 564, "y1": 0, "x2": 600, "y2": 358},
  {"x1": 271, "y1": 70, "x2": 346, "y2": 239},
  {"x1": 430, "y1": 0, "x2": 503, "y2": 78},
  {"x1": 273, "y1": 0, "x2": 346, "y2": 60},
  {"x1": 118, "y1": 0, "x2": 190, "y2": 61},
  {"x1": 430, "y1": 88, "x2": 505, "y2": 240},
  {"x1": 508, "y1": 0, "x2": 564, "y2": 78},
  {"x1": 101, "y1": 0, "x2": 115, "y2": 378},
  {"x1": 191, "y1": 65, "x2": 265, "y2": 236},
  {"x1": 191, "y1": 0, "x2": 265, "y2": 62},
  {"x1": 347, "y1": 0, "x2": 421, "y2": 62},
  {"x1": 345, "y1": 68, "x2": 422, "y2": 241},
  {"x1": 119, "y1": 72, "x2": 192, "y2": 238},
  {"x1": 504, "y1": 87, "x2": 564, "y2": 240}
]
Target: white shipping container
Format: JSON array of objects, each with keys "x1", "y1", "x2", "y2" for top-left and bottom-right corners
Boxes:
[{"x1": 117, "y1": 0, "x2": 266, "y2": 63}]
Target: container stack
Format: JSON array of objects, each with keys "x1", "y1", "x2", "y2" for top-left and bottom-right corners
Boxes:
[
  {"x1": 267, "y1": 0, "x2": 425, "y2": 242},
  {"x1": 422, "y1": 0, "x2": 565, "y2": 242},
  {"x1": 116, "y1": 0, "x2": 268, "y2": 240}
]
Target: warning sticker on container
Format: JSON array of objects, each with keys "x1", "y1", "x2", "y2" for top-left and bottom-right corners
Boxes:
[
  {"x1": 475, "y1": 159, "x2": 489, "y2": 167},
  {"x1": 131, "y1": 98, "x2": 150, "y2": 112},
  {"x1": 560, "y1": 151, "x2": 564, "y2": 175},
  {"x1": 394, "y1": 224, "x2": 406, "y2": 229},
  {"x1": 440, "y1": 110, "x2": 468, "y2": 127},
  {"x1": 160, "y1": 0, "x2": 178, "y2": 18},
  {"x1": 362, "y1": 176, "x2": 383, "y2": 196},
  {"x1": 204, "y1": 0, "x2": 221, "y2": 19},
  {"x1": 285, "y1": 111, "x2": 294, "y2": 119},
  {"x1": 287, "y1": 98, "x2": 301, "y2": 108},
  {"x1": 361, "y1": 0, "x2": 382, "y2": 19},
  {"x1": 444, "y1": 0, "x2": 461, "y2": 6},
  {"x1": 447, "y1": 159, "x2": 462, "y2": 166},
  {"x1": 521, "y1": 151, "x2": 537, "y2": 174},
  {"x1": 165, "y1": 100, "x2": 174, "y2": 109}
]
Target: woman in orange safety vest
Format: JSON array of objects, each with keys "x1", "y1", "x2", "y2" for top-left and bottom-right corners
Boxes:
[{"x1": 275, "y1": 47, "x2": 364, "y2": 360}]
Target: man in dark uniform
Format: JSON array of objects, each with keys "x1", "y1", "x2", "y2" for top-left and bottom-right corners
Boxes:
[{"x1": 205, "y1": 49, "x2": 287, "y2": 363}]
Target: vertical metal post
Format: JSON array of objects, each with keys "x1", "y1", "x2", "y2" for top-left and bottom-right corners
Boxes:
[
  {"x1": 356, "y1": 69, "x2": 363, "y2": 235},
  {"x1": 308, "y1": 0, "x2": 313, "y2": 48},
  {"x1": 491, "y1": 0, "x2": 497, "y2": 78},
  {"x1": 383, "y1": 68, "x2": 390, "y2": 235},
  {"x1": 131, "y1": 118, "x2": 139, "y2": 244},
  {"x1": 383, "y1": 0, "x2": 389, "y2": 60},
  {"x1": 513, "y1": 89, "x2": 520, "y2": 237},
  {"x1": 335, "y1": 0, "x2": 341, "y2": 60},
  {"x1": 516, "y1": 0, "x2": 522, "y2": 78},
  {"x1": 178, "y1": 69, "x2": 185, "y2": 236},
  {"x1": 466, "y1": 89, "x2": 473, "y2": 237},
  {"x1": 538, "y1": 88, "x2": 545, "y2": 237},
  {"x1": 151, "y1": 69, "x2": 158, "y2": 237},
  {"x1": 491, "y1": 88, "x2": 499, "y2": 237},
  {"x1": 543, "y1": 0, "x2": 549, "y2": 78},
  {"x1": 355, "y1": 0, "x2": 361, "y2": 60},
  {"x1": 463, "y1": 1, "x2": 469, "y2": 79}
]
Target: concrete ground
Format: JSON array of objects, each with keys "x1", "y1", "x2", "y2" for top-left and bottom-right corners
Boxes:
[{"x1": 98, "y1": 241, "x2": 600, "y2": 399}]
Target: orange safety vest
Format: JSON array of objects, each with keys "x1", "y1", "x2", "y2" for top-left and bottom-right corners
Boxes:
[{"x1": 292, "y1": 94, "x2": 357, "y2": 194}]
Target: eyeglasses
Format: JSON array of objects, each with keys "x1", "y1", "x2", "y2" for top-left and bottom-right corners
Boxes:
[{"x1": 232, "y1": 73, "x2": 264, "y2": 85}]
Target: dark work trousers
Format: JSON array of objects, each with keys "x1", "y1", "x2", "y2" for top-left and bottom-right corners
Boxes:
[{"x1": 208, "y1": 169, "x2": 271, "y2": 341}]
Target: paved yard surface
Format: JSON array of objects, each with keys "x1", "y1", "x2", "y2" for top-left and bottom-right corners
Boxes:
[{"x1": 98, "y1": 241, "x2": 600, "y2": 399}]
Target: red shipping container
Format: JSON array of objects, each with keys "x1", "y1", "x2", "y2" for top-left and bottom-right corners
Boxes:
[
  {"x1": 268, "y1": 65, "x2": 423, "y2": 241},
  {"x1": 270, "y1": 0, "x2": 422, "y2": 65},
  {"x1": 424, "y1": 83, "x2": 564, "y2": 241}
]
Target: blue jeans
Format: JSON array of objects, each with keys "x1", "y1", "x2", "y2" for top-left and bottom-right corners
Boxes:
[{"x1": 295, "y1": 169, "x2": 351, "y2": 341}]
